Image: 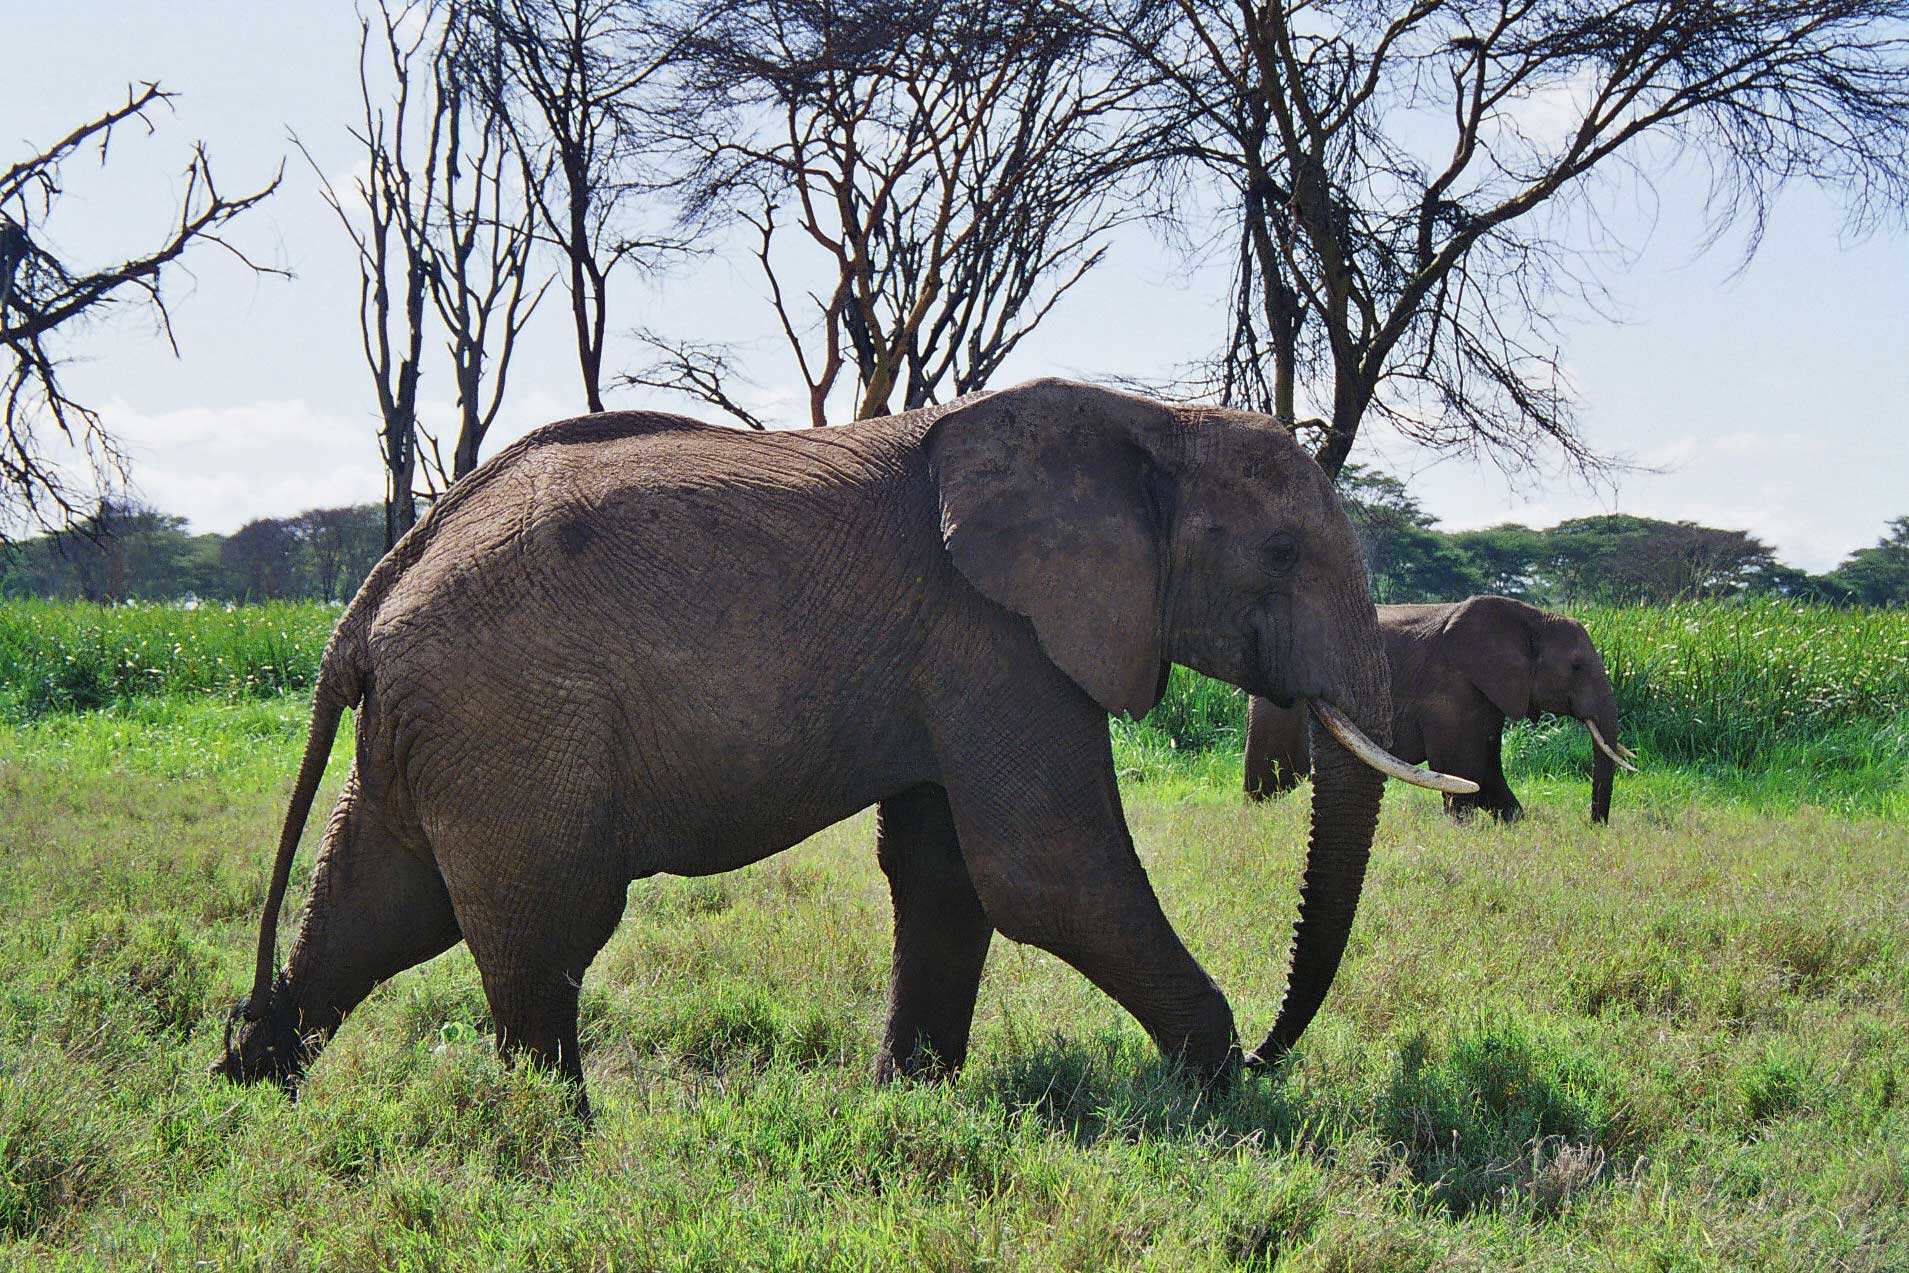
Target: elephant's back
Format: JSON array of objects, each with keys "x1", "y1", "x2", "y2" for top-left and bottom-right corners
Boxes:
[
  {"x1": 354, "y1": 412, "x2": 918, "y2": 628},
  {"x1": 344, "y1": 408, "x2": 940, "y2": 739}
]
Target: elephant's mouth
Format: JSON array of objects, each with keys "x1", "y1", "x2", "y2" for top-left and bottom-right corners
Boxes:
[
  {"x1": 1310, "y1": 700, "x2": 1476, "y2": 794},
  {"x1": 210, "y1": 976, "x2": 310, "y2": 1089}
]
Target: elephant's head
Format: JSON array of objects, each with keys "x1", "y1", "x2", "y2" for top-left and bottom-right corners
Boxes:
[
  {"x1": 1443, "y1": 594, "x2": 1634, "y2": 823},
  {"x1": 209, "y1": 973, "x2": 310, "y2": 1090},
  {"x1": 928, "y1": 378, "x2": 1471, "y2": 1062}
]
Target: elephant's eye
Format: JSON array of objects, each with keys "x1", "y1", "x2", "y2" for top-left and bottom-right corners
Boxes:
[{"x1": 1263, "y1": 531, "x2": 1299, "y2": 574}]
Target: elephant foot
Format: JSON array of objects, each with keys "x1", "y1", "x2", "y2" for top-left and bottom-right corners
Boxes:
[
  {"x1": 873, "y1": 1043, "x2": 962, "y2": 1085},
  {"x1": 1184, "y1": 1040, "x2": 1255, "y2": 1091}
]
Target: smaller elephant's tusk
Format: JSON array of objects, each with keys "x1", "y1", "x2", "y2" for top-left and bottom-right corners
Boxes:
[
  {"x1": 1583, "y1": 719, "x2": 1639, "y2": 773},
  {"x1": 1310, "y1": 700, "x2": 1479, "y2": 795},
  {"x1": 1616, "y1": 742, "x2": 1639, "y2": 762}
]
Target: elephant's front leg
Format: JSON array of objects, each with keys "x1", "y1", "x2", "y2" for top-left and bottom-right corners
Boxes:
[
  {"x1": 874, "y1": 783, "x2": 994, "y2": 1082},
  {"x1": 1432, "y1": 719, "x2": 1522, "y2": 821},
  {"x1": 933, "y1": 700, "x2": 1239, "y2": 1078}
]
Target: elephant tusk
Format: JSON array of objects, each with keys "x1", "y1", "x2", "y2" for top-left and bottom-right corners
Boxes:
[
  {"x1": 1309, "y1": 700, "x2": 1479, "y2": 795},
  {"x1": 1583, "y1": 719, "x2": 1639, "y2": 772},
  {"x1": 1616, "y1": 742, "x2": 1639, "y2": 762}
]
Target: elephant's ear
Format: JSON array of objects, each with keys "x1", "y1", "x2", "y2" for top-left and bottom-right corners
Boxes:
[
  {"x1": 1442, "y1": 594, "x2": 1536, "y2": 720},
  {"x1": 927, "y1": 379, "x2": 1176, "y2": 720}
]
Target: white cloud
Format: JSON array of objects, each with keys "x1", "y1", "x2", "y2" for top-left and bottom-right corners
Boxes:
[
  {"x1": 1491, "y1": 68, "x2": 1601, "y2": 151},
  {"x1": 102, "y1": 398, "x2": 387, "y2": 534},
  {"x1": 1637, "y1": 429, "x2": 1814, "y2": 469}
]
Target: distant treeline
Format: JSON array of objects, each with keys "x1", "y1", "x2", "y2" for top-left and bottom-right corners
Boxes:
[
  {"x1": 0, "y1": 502, "x2": 385, "y2": 605},
  {"x1": 3, "y1": 483, "x2": 1907, "y2": 608},
  {"x1": 1337, "y1": 468, "x2": 1909, "y2": 607}
]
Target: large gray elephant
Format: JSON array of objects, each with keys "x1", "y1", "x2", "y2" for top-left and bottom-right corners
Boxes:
[
  {"x1": 214, "y1": 379, "x2": 1469, "y2": 1114},
  {"x1": 1244, "y1": 595, "x2": 1634, "y2": 823}
]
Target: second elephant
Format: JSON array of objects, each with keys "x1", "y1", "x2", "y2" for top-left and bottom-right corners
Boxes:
[{"x1": 1245, "y1": 595, "x2": 1633, "y2": 822}]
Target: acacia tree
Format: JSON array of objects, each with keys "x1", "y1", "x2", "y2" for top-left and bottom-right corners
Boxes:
[
  {"x1": 422, "y1": 2, "x2": 551, "y2": 488},
  {"x1": 304, "y1": 0, "x2": 547, "y2": 549},
  {"x1": 0, "y1": 84, "x2": 279, "y2": 539},
  {"x1": 1090, "y1": 2, "x2": 1318, "y2": 430},
  {"x1": 303, "y1": 6, "x2": 436, "y2": 549},
  {"x1": 635, "y1": 0, "x2": 1161, "y2": 427},
  {"x1": 222, "y1": 516, "x2": 306, "y2": 601},
  {"x1": 1106, "y1": 0, "x2": 1909, "y2": 476},
  {"x1": 478, "y1": 0, "x2": 682, "y2": 413},
  {"x1": 294, "y1": 506, "x2": 369, "y2": 601},
  {"x1": 1831, "y1": 517, "x2": 1909, "y2": 606}
]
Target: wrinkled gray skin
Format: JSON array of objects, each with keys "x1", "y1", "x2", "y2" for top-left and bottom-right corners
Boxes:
[
  {"x1": 1245, "y1": 595, "x2": 1622, "y2": 823},
  {"x1": 213, "y1": 379, "x2": 1394, "y2": 1115}
]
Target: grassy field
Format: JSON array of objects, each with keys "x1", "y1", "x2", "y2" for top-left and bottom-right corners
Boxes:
[
  {"x1": 2, "y1": 601, "x2": 1906, "y2": 1268},
  {"x1": 0, "y1": 600, "x2": 335, "y2": 720}
]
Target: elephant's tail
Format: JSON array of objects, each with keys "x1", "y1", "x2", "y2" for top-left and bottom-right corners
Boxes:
[{"x1": 243, "y1": 632, "x2": 362, "y2": 1020}]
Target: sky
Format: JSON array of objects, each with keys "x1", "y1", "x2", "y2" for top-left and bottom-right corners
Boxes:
[{"x1": 10, "y1": 3, "x2": 1907, "y2": 572}]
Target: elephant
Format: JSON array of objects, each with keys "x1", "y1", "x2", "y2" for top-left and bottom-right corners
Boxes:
[
  {"x1": 1243, "y1": 594, "x2": 1635, "y2": 823},
  {"x1": 213, "y1": 377, "x2": 1472, "y2": 1115}
]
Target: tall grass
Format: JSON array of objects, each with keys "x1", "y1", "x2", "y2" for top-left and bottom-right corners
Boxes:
[
  {"x1": 1117, "y1": 598, "x2": 1909, "y2": 811},
  {"x1": 1573, "y1": 598, "x2": 1909, "y2": 767},
  {"x1": 4, "y1": 599, "x2": 1905, "y2": 807},
  {"x1": 0, "y1": 599, "x2": 335, "y2": 721}
]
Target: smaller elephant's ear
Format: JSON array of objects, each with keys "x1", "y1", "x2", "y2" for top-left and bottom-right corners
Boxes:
[
  {"x1": 1443, "y1": 595, "x2": 1536, "y2": 720},
  {"x1": 928, "y1": 379, "x2": 1176, "y2": 719}
]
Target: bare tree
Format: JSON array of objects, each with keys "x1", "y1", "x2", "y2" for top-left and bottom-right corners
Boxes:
[
  {"x1": 301, "y1": 6, "x2": 436, "y2": 549},
  {"x1": 478, "y1": 0, "x2": 682, "y2": 413},
  {"x1": 0, "y1": 84, "x2": 279, "y2": 540},
  {"x1": 421, "y1": 1, "x2": 551, "y2": 489},
  {"x1": 304, "y1": 0, "x2": 548, "y2": 550},
  {"x1": 1120, "y1": 2, "x2": 1324, "y2": 435},
  {"x1": 636, "y1": 0, "x2": 1161, "y2": 427},
  {"x1": 1105, "y1": 0, "x2": 1909, "y2": 476}
]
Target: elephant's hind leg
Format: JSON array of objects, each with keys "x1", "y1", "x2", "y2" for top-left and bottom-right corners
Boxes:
[
  {"x1": 432, "y1": 820, "x2": 629, "y2": 1119},
  {"x1": 282, "y1": 770, "x2": 463, "y2": 1052},
  {"x1": 875, "y1": 783, "x2": 994, "y2": 1082}
]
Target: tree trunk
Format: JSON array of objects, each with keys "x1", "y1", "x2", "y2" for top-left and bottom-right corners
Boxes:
[{"x1": 385, "y1": 416, "x2": 417, "y2": 551}]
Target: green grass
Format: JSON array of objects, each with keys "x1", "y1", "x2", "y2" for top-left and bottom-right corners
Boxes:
[
  {"x1": 0, "y1": 599, "x2": 335, "y2": 721},
  {"x1": 1575, "y1": 598, "x2": 1909, "y2": 767},
  {"x1": 1, "y1": 599, "x2": 1906, "y2": 1264},
  {"x1": 1, "y1": 598, "x2": 1904, "y2": 816},
  {"x1": 1, "y1": 727, "x2": 1905, "y2": 1268}
]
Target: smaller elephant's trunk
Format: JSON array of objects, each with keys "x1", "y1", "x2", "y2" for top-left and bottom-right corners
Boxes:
[
  {"x1": 1590, "y1": 737, "x2": 1614, "y2": 825},
  {"x1": 1583, "y1": 705, "x2": 1627, "y2": 825}
]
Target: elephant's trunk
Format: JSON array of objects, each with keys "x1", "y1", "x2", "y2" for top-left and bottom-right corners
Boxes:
[
  {"x1": 1252, "y1": 725, "x2": 1386, "y2": 1060},
  {"x1": 1588, "y1": 700, "x2": 1619, "y2": 825},
  {"x1": 1249, "y1": 600, "x2": 1393, "y2": 1062}
]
